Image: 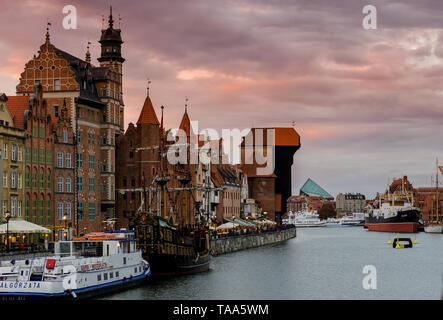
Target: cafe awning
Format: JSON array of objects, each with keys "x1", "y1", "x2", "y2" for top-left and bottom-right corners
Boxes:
[
  {"x1": 216, "y1": 222, "x2": 239, "y2": 230},
  {"x1": 0, "y1": 220, "x2": 52, "y2": 234}
]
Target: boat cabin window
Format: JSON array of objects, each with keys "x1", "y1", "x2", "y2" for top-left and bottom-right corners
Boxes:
[
  {"x1": 57, "y1": 242, "x2": 72, "y2": 257},
  {"x1": 71, "y1": 241, "x2": 104, "y2": 257}
]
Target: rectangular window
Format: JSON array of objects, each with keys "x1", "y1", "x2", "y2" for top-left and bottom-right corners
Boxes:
[
  {"x1": 88, "y1": 155, "x2": 94, "y2": 169},
  {"x1": 57, "y1": 152, "x2": 63, "y2": 168},
  {"x1": 66, "y1": 178, "x2": 71, "y2": 193},
  {"x1": 54, "y1": 106, "x2": 59, "y2": 117},
  {"x1": 25, "y1": 147, "x2": 31, "y2": 163},
  {"x1": 3, "y1": 171, "x2": 7, "y2": 188},
  {"x1": 102, "y1": 183, "x2": 108, "y2": 193},
  {"x1": 40, "y1": 173, "x2": 44, "y2": 189},
  {"x1": 11, "y1": 144, "x2": 17, "y2": 161},
  {"x1": 46, "y1": 200, "x2": 51, "y2": 224},
  {"x1": 65, "y1": 153, "x2": 71, "y2": 168},
  {"x1": 54, "y1": 79, "x2": 61, "y2": 91},
  {"x1": 57, "y1": 177, "x2": 64, "y2": 192},
  {"x1": 11, "y1": 197, "x2": 17, "y2": 217},
  {"x1": 18, "y1": 201, "x2": 22, "y2": 218},
  {"x1": 78, "y1": 202, "x2": 84, "y2": 221},
  {"x1": 32, "y1": 200, "x2": 37, "y2": 221},
  {"x1": 57, "y1": 202, "x2": 63, "y2": 220},
  {"x1": 65, "y1": 202, "x2": 71, "y2": 220},
  {"x1": 77, "y1": 177, "x2": 83, "y2": 192},
  {"x1": 32, "y1": 173, "x2": 37, "y2": 188},
  {"x1": 32, "y1": 127, "x2": 38, "y2": 138},
  {"x1": 40, "y1": 127, "x2": 44, "y2": 139},
  {"x1": 32, "y1": 148, "x2": 37, "y2": 163},
  {"x1": 25, "y1": 173, "x2": 30, "y2": 189},
  {"x1": 3, "y1": 144, "x2": 7, "y2": 159},
  {"x1": 39, "y1": 149, "x2": 45, "y2": 164},
  {"x1": 77, "y1": 153, "x2": 83, "y2": 168},
  {"x1": 47, "y1": 173, "x2": 51, "y2": 189},
  {"x1": 88, "y1": 178, "x2": 95, "y2": 192},
  {"x1": 77, "y1": 131, "x2": 82, "y2": 143},
  {"x1": 40, "y1": 200, "x2": 44, "y2": 225},
  {"x1": 2, "y1": 200, "x2": 7, "y2": 214},
  {"x1": 17, "y1": 173, "x2": 22, "y2": 189},
  {"x1": 88, "y1": 202, "x2": 95, "y2": 220},
  {"x1": 25, "y1": 199, "x2": 30, "y2": 221},
  {"x1": 17, "y1": 146, "x2": 22, "y2": 162},
  {"x1": 46, "y1": 150, "x2": 52, "y2": 165},
  {"x1": 62, "y1": 130, "x2": 68, "y2": 143},
  {"x1": 10, "y1": 171, "x2": 16, "y2": 189}
]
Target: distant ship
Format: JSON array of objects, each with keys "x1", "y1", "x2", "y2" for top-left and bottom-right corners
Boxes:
[
  {"x1": 284, "y1": 210, "x2": 326, "y2": 228},
  {"x1": 424, "y1": 158, "x2": 443, "y2": 234},
  {"x1": 339, "y1": 213, "x2": 364, "y2": 226}
]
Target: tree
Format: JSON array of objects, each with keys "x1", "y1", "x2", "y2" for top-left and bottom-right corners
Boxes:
[{"x1": 318, "y1": 203, "x2": 336, "y2": 220}]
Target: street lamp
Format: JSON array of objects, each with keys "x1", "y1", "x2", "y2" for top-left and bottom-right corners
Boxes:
[
  {"x1": 5, "y1": 212, "x2": 11, "y2": 252},
  {"x1": 62, "y1": 215, "x2": 67, "y2": 240}
]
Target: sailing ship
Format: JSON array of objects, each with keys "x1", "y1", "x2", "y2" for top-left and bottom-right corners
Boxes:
[
  {"x1": 365, "y1": 177, "x2": 422, "y2": 233},
  {"x1": 128, "y1": 105, "x2": 211, "y2": 276},
  {"x1": 424, "y1": 158, "x2": 443, "y2": 233}
]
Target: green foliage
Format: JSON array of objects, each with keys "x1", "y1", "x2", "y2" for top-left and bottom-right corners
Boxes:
[{"x1": 318, "y1": 203, "x2": 337, "y2": 220}]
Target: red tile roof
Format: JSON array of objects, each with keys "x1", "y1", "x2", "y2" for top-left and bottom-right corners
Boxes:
[
  {"x1": 136, "y1": 95, "x2": 159, "y2": 126},
  {"x1": 6, "y1": 96, "x2": 29, "y2": 129},
  {"x1": 179, "y1": 110, "x2": 191, "y2": 136}
]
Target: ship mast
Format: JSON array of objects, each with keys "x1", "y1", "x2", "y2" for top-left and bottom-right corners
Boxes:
[{"x1": 436, "y1": 158, "x2": 439, "y2": 222}]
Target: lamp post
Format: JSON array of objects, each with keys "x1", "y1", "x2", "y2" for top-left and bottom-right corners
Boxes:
[
  {"x1": 62, "y1": 215, "x2": 67, "y2": 240},
  {"x1": 5, "y1": 212, "x2": 11, "y2": 252},
  {"x1": 232, "y1": 215, "x2": 235, "y2": 234}
]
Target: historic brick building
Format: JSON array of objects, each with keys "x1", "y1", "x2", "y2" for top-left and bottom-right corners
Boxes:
[
  {"x1": 10, "y1": 8, "x2": 125, "y2": 234},
  {"x1": 9, "y1": 86, "x2": 55, "y2": 229},
  {"x1": 240, "y1": 127, "x2": 300, "y2": 223},
  {"x1": 336, "y1": 193, "x2": 366, "y2": 216},
  {"x1": 0, "y1": 94, "x2": 26, "y2": 221},
  {"x1": 53, "y1": 101, "x2": 75, "y2": 237}
]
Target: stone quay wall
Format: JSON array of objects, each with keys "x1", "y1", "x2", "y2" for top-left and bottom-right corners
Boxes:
[{"x1": 210, "y1": 227, "x2": 296, "y2": 256}]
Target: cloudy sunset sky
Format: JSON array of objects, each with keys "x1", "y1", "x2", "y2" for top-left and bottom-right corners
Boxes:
[{"x1": 1, "y1": 0, "x2": 443, "y2": 198}]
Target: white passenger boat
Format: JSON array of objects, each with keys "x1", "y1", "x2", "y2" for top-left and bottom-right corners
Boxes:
[
  {"x1": 284, "y1": 210, "x2": 326, "y2": 228},
  {"x1": 338, "y1": 213, "x2": 364, "y2": 226},
  {"x1": 0, "y1": 230, "x2": 150, "y2": 300}
]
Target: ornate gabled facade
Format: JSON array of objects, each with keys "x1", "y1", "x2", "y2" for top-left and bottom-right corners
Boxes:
[
  {"x1": 21, "y1": 85, "x2": 54, "y2": 230},
  {"x1": 11, "y1": 7, "x2": 125, "y2": 233}
]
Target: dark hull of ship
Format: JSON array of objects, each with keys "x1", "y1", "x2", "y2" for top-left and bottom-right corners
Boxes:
[
  {"x1": 146, "y1": 251, "x2": 210, "y2": 277},
  {"x1": 365, "y1": 208, "x2": 421, "y2": 233}
]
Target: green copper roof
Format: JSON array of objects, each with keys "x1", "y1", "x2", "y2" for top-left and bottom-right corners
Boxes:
[{"x1": 300, "y1": 178, "x2": 333, "y2": 198}]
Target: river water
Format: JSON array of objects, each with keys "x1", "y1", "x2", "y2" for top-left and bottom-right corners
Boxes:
[{"x1": 101, "y1": 227, "x2": 443, "y2": 300}]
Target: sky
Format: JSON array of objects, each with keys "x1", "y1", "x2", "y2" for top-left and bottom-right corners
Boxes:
[{"x1": 0, "y1": 0, "x2": 443, "y2": 198}]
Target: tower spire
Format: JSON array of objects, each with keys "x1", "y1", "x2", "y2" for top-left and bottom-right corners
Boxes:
[
  {"x1": 185, "y1": 96, "x2": 189, "y2": 113},
  {"x1": 45, "y1": 19, "x2": 51, "y2": 43},
  {"x1": 85, "y1": 41, "x2": 91, "y2": 63},
  {"x1": 108, "y1": 5, "x2": 114, "y2": 28}
]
